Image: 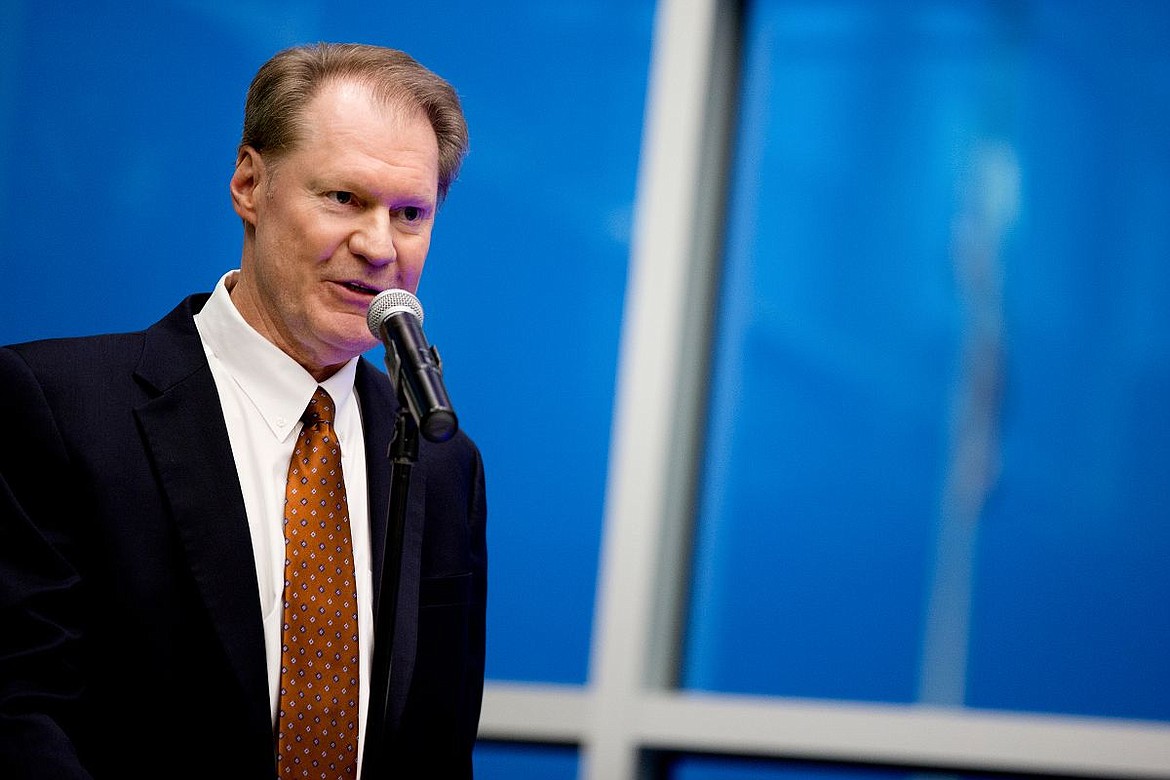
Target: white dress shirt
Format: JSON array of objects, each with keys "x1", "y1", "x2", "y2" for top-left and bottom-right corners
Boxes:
[{"x1": 193, "y1": 271, "x2": 374, "y2": 770}]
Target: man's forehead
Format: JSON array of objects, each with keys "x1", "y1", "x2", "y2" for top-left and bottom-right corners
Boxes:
[{"x1": 307, "y1": 78, "x2": 426, "y2": 127}]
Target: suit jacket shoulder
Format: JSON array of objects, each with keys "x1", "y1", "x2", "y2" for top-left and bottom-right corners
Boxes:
[{"x1": 0, "y1": 294, "x2": 276, "y2": 778}]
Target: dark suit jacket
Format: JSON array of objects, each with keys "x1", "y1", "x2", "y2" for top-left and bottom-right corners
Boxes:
[{"x1": 0, "y1": 295, "x2": 487, "y2": 779}]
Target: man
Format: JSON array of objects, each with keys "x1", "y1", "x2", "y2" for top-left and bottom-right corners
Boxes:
[{"x1": 0, "y1": 43, "x2": 486, "y2": 779}]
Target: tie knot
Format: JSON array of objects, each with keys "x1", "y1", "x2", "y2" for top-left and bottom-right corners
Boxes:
[{"x1": 302, "y1": 387, "x2": 336, "y2": 427}]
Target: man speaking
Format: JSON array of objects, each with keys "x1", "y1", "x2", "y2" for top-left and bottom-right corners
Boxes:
[{"x1": 0, "y1": 43, "x2": 486, "y2": 779}]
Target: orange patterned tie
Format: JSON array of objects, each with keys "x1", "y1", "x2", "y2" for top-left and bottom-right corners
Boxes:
[{"x1": 276, "y1": 388, "x2": 360, "y2": 778}]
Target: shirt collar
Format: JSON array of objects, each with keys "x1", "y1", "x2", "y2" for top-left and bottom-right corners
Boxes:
[{"x1": 195, "y1": 270, "x2": 359, "y2": 442}]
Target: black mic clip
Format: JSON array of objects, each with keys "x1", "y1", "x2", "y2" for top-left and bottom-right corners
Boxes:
[{"x1": 381, "y1": 332, "x2": 445, "y2": 390}]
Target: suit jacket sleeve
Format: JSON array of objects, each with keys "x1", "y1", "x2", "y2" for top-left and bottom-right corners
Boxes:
[
  {"x1": 392, "y1": 431, "x2": 488, "y2": 778},
  {"x1": 0, "y1": 345, "x2": 92, "y2": 779}
]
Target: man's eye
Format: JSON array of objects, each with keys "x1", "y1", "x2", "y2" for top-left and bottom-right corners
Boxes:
[
  {"x1": 330, "y1": 191, "x2": 354, "y2": 205},
  {"x1": 401, "y1": 206, "x2": 423, "y2": 222}
]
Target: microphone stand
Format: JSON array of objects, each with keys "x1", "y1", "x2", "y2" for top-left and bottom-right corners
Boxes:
[{"x1": 363, "y1": 355, "x2": 420, "y2": 777}]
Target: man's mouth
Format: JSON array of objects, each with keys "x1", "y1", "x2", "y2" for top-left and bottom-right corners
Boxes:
[{"x1": 340, "y1": 281, "x2": 379, "y2": 295}]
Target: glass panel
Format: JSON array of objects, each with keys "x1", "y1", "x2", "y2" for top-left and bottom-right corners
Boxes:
[
  {"x1": 684, "y1": 0, "x2": 1170, "y2": 720},
  {"x1": 963, "y1": 0, "x2": 1170, "y2": 720},
  {"x1": 474, "y1": 741, "x2": 578, "y2": 780},
  {"x1": 0, "y1": 0, "x2": 656, "y2": 685}
]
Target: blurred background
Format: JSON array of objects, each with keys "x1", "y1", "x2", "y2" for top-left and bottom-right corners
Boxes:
[{"x1": 2, "y1": 1, "x2": 1168, "y2": 778}]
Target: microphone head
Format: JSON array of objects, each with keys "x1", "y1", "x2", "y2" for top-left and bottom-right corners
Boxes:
[{"x1": 367, "y1": 288, "x2": 424, "y2": 338}]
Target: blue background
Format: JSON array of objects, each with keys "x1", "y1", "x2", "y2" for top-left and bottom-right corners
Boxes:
[
  {"x1": 0, "y1": 0, "x2": 654, "y2": 696},
  {"x1": 3, "y1": 1, "x2": 1169, "y2": 777},
  {"x1": 685, "y1": 0, "x2": 1170, "y2": 724}
]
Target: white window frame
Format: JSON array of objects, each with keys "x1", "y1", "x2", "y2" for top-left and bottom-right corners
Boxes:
[{"x1": 477, "y1": 1, "x2": 1170, "y2": 778}]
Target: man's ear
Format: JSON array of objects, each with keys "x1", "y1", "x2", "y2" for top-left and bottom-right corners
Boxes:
[{"x1": 230, "y1": 147, "x2": 264, "y2": 225}]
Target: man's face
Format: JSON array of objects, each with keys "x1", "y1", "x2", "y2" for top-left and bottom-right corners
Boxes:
[{"x1": 230, "y1": 80, "x2": 440, "y2": 378}]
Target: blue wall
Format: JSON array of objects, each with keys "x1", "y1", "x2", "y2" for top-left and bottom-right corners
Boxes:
[{"x1": 0, "y1": 0, "x2": 654, "y2": 703}]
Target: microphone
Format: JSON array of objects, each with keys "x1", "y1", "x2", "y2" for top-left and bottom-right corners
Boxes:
[{"x1": 366, "y1": 289, "x2": 458, "y2": 443}]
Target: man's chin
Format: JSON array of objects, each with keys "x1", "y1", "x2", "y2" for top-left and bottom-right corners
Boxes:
[
  {"x1": 341, "y1": 332, "x2": 382, "y2": 360},
  {"x1": 326, "y1": 311, "x2": 381, "y2": 354},
  {"x1": 311, "y1": 327, "x2": 379, "y2": 368}
]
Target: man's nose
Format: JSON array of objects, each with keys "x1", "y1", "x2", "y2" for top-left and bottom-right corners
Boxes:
[{"x1": 351, "y1": 210, "x2": 397, "y2": 266}]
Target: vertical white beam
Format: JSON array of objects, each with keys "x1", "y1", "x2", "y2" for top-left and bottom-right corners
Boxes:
[{"x1": 582, "y1": 0, "x2": 729, "y2": 777}]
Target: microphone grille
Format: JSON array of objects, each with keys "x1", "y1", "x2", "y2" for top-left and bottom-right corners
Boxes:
[{"x1": 367, "y1": 288, "x2": 425, "y2": 338}]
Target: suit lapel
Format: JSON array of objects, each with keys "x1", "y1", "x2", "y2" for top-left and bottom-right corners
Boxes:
[
  {"x1": 130, "y1": 301, "x2": 426, "y2": 759},
  {"x1": 132, "y1": 296, "x2": 271, "y2": 736},
  {"x1": 126, "y1": 298, "x2": 429, "y2": 763}
]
